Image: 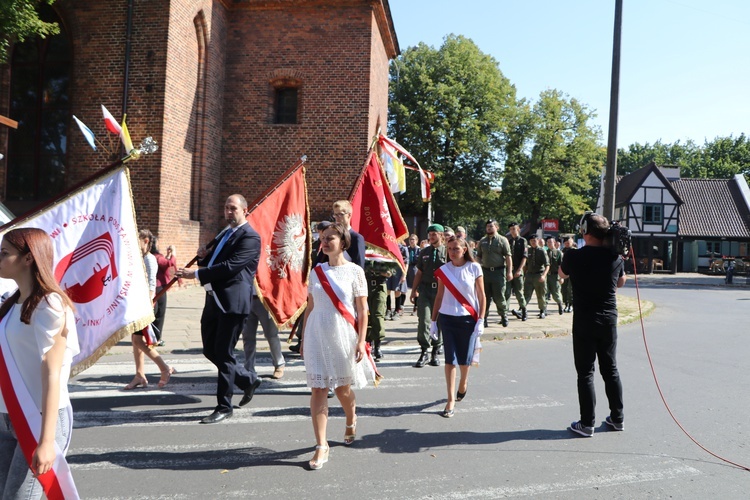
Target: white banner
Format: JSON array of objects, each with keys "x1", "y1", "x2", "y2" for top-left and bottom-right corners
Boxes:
[{"x1": 0, "y1": 167, "x2": 153, "y2": 375}]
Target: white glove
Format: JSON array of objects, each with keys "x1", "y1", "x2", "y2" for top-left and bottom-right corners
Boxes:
[
  {"x1": 473, "y1": 319, "x2": 484, "y2": 338},
  {"x1": 429, "y1": 320, "x2": 439, "y2": 341}
]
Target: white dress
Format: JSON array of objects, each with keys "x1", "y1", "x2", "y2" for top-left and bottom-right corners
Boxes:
[{"x1": 304, "y1": 262, "x2": 369, "y2": 389}]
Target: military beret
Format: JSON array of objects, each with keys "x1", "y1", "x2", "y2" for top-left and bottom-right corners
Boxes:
[{"x1": 426, "y1": 223, "x2": 444, "y2": 233}]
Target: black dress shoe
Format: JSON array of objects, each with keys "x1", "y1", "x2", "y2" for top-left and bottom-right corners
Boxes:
[
  {"x1": 373, "y1": 347, "x2": 383, "y2": 360},
  {"x1": 511, "y1": 309, "x2": 522, "y2": 320},
  {"x1": 289, "y1": 342, "x2": 301, "y2": 353},
  {"x1": 559, "y1": 304, "x2": 564, "y2": 315},
  {"x1": 414, "y1": 350, "x2": 429, "y2": 368},
  {"x1": 483, "y1": 318, "x2": 489, "y2": 328},
  {"x1": 539, "y1": 311, "x2": 546, "y2": 319},
  {"x1": 200, "y1": 410, "x2": 233, "y2": 424},
  {"x1": 239, "y1": 379, "x2": 262, "y2": 407},
  {"x1": 521, "y1": 308, "x2": 527, "y2": 321},
  {"x1": 500, "y1": 315, "x2": 509, "y2": 327}
]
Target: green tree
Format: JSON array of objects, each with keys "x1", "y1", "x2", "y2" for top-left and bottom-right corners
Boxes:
[
  {"x1": 0, "y1": 0, "x2": 59, "y2": 63},
  {"x1": 388, "y1": 35, "x2": 517, "y2": 225},
  {"x1": 501, "y1": 89, "x2": 604, "y2": 233},
  {"x1": 616, "y1": 135, "x2": 750, "y2": 180}
]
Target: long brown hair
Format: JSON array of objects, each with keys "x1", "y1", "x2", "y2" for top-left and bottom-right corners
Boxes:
[
  {"x1": 446, "y1": 235, "x2": 476, "y2": 263},
  {"x1": 0, "y1": 227, "x2": 74, "y2": 324}
]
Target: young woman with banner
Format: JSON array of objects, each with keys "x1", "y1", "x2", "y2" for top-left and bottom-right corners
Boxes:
[
  {"x1": 431, "y1": 236, "x2": 486, "y2": 418},
  {"x1": 301, "y1": 223, "x2": 375, "y2": 470},
  {"x1": 0, "y1": 227, "x2": 80, "y2": 499}
]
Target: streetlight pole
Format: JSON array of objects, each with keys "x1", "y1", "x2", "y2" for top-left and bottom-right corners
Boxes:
[{"x1": 602, "y1": 0, "x2": 623, "y2": 221}]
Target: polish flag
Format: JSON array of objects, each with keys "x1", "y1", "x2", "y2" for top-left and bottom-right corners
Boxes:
[
  {"x1": 349, "y1": 151, "x2": 409, "y2": 270},
  {"x1": 101, "y1": 105, "x2": 122, "y2": 135}
]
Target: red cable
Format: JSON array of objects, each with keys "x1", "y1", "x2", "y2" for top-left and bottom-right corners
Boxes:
[{"x1": 630, "y1": 248, "x2": 750, "y2": 471}]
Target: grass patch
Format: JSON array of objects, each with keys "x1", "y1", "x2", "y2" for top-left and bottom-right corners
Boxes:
[{"x1": 618, "y1": 294, "x2": 654, "y2": 325}]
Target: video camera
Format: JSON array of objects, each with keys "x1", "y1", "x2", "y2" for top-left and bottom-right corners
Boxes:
[{"x1": 578, "y1": 211, "x2": 632, "y2": 258}]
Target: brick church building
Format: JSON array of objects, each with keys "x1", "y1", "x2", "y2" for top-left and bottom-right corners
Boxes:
[{"x1": 0, "y1": 0, "x2": 399, "y2": 253}]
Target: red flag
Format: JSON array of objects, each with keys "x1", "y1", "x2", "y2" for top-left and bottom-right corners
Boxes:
[
  {"x1": 350, "y1": 151, "x2": 409, "y2": 270},
  {"x1": 246, "y1": 160, "x2": 311, "y2": 327}
]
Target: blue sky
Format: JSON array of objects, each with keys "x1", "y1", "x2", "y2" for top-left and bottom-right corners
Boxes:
[{"x1": 388, "y1": 0, "x2": 750, "y2": 148}]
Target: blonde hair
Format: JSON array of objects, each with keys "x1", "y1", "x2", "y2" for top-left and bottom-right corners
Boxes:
[{"x1": 333, "y1": 200, "x2": 352, "y2": 213}]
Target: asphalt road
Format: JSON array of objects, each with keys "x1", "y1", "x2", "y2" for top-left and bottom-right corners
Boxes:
[{"x1": 68, "y1": 280, "x2": 750, "y2": 499}]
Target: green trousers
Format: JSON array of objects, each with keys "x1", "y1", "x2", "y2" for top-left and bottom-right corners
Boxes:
[
  {"x1": 562, "y1": 277, "x2": 573, "y2": 306},
  {"x1": 483, "y1": 268, "x2": 508, "y2": 317},
  {"x1": 524, "y1": 272, "x2": 547, "y2": 312},
  {"x1": 505, "y1": 274, "x2": 527, "y2": 309},
  {"x1": 367, "y1": 280, "x2": 387, "y2": 342},
  {"x1": 547, "y1": 274, "x2": 563, "y2": 307},
  {"x1": 416, "y1": 284, "x2": 441, "y2": 350}
]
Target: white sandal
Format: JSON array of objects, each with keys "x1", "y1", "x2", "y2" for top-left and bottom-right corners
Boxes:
[
  {"x1": 344, "y1": 418, "x2": 357, "y2": 445},
  {"x1": 308, "y1": 445, "x2": 329, "y2": 470}
]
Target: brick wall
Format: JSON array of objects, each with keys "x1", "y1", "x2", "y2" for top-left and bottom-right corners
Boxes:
[{"x1": 1, "y1": 0, "x2": 398, "y2": 257}]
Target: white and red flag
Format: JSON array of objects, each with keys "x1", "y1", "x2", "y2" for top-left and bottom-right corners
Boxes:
[
  {"x1": 378, "y1": 133, "x2": 433, "y2": 202},
  {"x1": 349, "y1": 151, "x2": 409, "y2": 271},
  {"x1": 246, "y1": 158, "x2": 311, "y2": 327},
  {"x1": 0, "y1": 166, "x2": 154, "y2": 375},
  {"x1": 101, "y1": 105, "x2": 122, "y2": 135}
]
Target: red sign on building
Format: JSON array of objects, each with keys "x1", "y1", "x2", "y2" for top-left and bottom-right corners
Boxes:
[{"x1": 541, "y1": 219, "x2": 559, "y2": 231}]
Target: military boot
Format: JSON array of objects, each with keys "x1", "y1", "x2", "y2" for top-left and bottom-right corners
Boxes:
[{"x1": 414, "y1": 349, "x2": 429, "y2": 368}]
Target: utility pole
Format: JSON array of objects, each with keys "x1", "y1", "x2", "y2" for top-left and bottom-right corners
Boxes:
[{"x1": 602, "y1": 0, "x2": 623, "y2": 221}]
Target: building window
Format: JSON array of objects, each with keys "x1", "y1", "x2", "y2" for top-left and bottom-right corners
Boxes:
[
  {"x1": 6, "y1": 4, "x2": 70, "y2": 210},
  {"x1": 643, "y1": 204, "x2": 662, "y2": 224},
  {"x1": 706, "y1": 241, "x2": 721, "y2": 255},
  {"x1": 274, "y1": 87, "x2": 298, "y2": 124}
]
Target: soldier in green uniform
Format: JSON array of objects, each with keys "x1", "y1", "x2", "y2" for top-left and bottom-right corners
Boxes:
[
  {"x1": 476, "y1": 219, "x2": 513, "y2": 328},
  {"x1": 546, "y1": 237, "x2": 564, "y2": 315},
  {"x1": 505, "y1": 222, "x2": 529, "y2": 321},
  {"x1": 410, "y1": 224, "x2": 446, "y2": 367},
  {"x1": 561, "y1": 237, "x2": 575, "y2": 312},
  {"x1": 365, "y1": 262, "x2": 390, "y2": 361},
  {"x1": 524, "y1": 237, "x2": 550, "y2": 318}
]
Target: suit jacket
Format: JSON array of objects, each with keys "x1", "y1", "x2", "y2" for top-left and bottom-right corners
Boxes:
[{"x1": 197, "y1": 223, "x2": 261, "y2": 315}]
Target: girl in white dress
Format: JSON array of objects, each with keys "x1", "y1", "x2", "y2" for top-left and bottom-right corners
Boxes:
[
  {"x1": 0, "y1": 227, "x2": 80, "y2": 498},
  {"x1": 302, "y1": 223, "x2": 368, "y2": 470}
]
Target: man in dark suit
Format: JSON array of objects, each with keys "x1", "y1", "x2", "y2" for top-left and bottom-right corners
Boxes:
[{"x1": 177, "y1": 194, "x2": 262, "y2": 424}]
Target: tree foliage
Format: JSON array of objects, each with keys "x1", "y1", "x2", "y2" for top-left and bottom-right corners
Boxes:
[
  {"x1": 617, "y1": 134, "x2": 750, "y2": 181},
  {"x1": 388, "y1": 35, "x2": 517, "y2": 225},
  {"x1": 501, "y1": 89, "x2": 604, "y2": 233},
  {"x1": 0, "y1": 0, "x2": 59, "y2": 64}
]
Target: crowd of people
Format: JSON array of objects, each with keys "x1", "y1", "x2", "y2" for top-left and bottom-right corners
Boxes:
[{"x1": 0, "y1": 197, "x2": 627, "y2": 494}]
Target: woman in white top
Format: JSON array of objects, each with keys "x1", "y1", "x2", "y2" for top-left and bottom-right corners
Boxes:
[
  {"x1": 124, "y1": 230, "x2": 174, "y2": 390},
  {"x1": 430, "y1": 236, "x2": 486, "y2": 418},
  {"x1": 0, "y1": 227, "x2": 80, "y2": 498},
  {"x1": 301, "y1": 223, "x2": 369, "y2": 470}
]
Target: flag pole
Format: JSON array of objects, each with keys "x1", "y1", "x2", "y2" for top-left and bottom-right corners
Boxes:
[
  {"x1": 0, "y1": 154, "x2": 136, "y2": 232},
  {"x1": 154, "y1": 155, "x2": 309, "y2": 302},
  {"x1": 246, "y1": 155, "x2": 307, "y2": 215}
]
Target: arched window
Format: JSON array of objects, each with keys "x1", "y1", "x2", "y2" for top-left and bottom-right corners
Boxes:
[{"x1": 6, "y1": 5, "x2": 70, "y2": 211}]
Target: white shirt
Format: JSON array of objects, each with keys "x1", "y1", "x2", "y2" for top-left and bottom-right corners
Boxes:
[
  {"x1": 0, "y1": 293, "x2": 80, "y2": 412},
  {"x1": 438, "y1": 261, "x2": 483, "y2": 317}
]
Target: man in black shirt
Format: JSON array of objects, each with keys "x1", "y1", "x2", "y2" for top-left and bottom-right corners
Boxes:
[{"x1": 559, "y1": 213, "x2": 626, "y2": 437}]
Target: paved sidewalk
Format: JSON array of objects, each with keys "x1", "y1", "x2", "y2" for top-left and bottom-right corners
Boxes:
[{"x1": 105, "y1": 271, "x2": 747, "y2": 361}]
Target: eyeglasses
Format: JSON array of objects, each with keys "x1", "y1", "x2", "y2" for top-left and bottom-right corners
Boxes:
[{"x1": 332, "y1": 212, "x2": 350, "y2": 218}]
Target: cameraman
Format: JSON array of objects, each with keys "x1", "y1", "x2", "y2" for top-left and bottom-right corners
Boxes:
[{"x1": 559, "y1": 213, "x2": 626, "y2": 437}]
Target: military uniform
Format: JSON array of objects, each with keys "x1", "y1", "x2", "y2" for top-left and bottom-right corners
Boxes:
[
  {"x1": 415, "y1": 244, "x2": 446, "y2": 361},
  {"x1": 365, "y1": 267, "x2": 389, "y2": 359},
  {"x1": 477, "y1": 232, "x2": 512, "y2": 326},
  {"x1": 505, "y1": 235, "x2": 528, "y2": 316},
  {"x1": 546, "y1": 246, "x2": 564, "y2": 314},
  {"x1": 561, "y1": 246, "x2": 574, "y2": 312},
  {"x1": 524, "y1": 245, "x2": 549, "y2": 317}
]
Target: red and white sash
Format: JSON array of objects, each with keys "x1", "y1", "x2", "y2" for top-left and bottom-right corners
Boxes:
[
  {"x1": 434, "y1": 265, "x2": 479, "y2": 321},
  {"x1": 0, "y1": 306, "x2": 79, "y2": 500},
  {"x1": 313, "y1": 264, "x2": 383, "y2": 385}
]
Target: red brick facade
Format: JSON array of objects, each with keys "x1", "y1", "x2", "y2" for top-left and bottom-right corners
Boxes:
[{"x1": 0, "y1": 0, "x2": 398, "y2": 257}]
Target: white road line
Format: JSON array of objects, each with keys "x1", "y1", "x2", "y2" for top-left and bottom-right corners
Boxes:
[{"x1": 440, "y1": 458, "x2": 701, "y2": 498}]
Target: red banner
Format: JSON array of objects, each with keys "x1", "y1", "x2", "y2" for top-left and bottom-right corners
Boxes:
[
  {"x1": 350, "y1": 152, "x2": 409, "y2": 270},
  {"x1": 247, "y1": 162, "x2": 311, "y2": 327},
  {"x1": 542, "y1": 219, "x2": 559, "y2": 231}
]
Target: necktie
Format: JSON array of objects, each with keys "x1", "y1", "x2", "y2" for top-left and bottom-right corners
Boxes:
[{"x1": 208, "y1": 229, "x2": 231, "y2": 267}]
